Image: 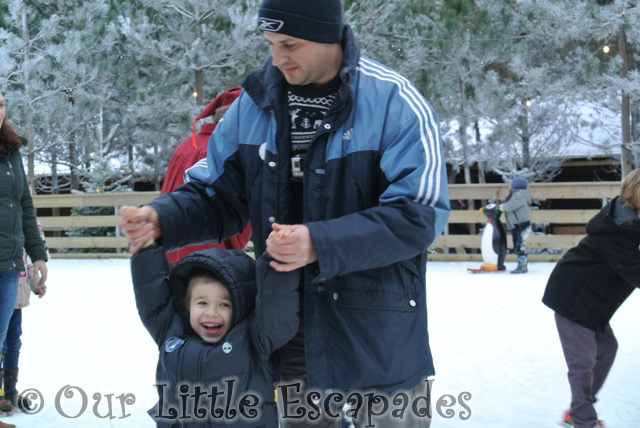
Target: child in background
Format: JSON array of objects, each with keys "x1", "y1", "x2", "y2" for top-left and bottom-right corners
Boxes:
[
  {"x1": 499, "y1": 176, "x2": 532, "y2": 273},
  {"x1": 1, "y1": 222, "x2": 48, "y2": 419},
  {"x1": 130, "y1": 221, "x2": 300, "y2": 427},
  {"x1": 543, "y1": 169, "x2": 640, "y2": 428}
]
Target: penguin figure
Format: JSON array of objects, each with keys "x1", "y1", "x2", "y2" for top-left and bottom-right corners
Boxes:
[{"x1": 469, "y1": 203, "x2": 507, "y2": 272}]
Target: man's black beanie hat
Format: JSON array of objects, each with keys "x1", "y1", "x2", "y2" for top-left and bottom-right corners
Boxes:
[{"x1": 258, "y1": 0, "x2": 344, "y2": 44}]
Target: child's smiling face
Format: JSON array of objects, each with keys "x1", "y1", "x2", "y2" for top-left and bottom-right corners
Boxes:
[{"x1": 188, "y1": 280, "x2": 233, "y2": 344}]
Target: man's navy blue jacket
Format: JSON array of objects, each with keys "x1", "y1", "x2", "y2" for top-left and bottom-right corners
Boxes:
[
  {"x1": 131, "y1": 247, "x2": 300, "y2": 427},
  {"x1": 150, "y1": 25, "x2": 450, "y2": 394}
]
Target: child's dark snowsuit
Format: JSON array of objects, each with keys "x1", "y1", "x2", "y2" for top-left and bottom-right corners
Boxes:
[{"x1": 132, "y1": 247, "x2": 300, "y2": 427}]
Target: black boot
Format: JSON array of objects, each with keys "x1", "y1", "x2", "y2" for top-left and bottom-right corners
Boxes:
[
  {"x1": 0, "y1": 354, "x2": 13, "y2": 415},
  {"x1": 0, "y1": 369, "x2": 11, "y2": 414},
  {"x1": 3, "y1": 368, "x2": 18, "y2": 406}
]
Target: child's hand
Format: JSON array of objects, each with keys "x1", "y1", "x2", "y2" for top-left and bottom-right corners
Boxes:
[
  {"x1": 119, "y1": 205, "x2": 162, "y2": 253},
  {"x1": 266, "y1": 223, "x2": 317, "y2": 272},
  {"x1": 267, "y1": 223, "x2": 293, "y2": 242},
  {"x1": 142, "y1": 239, "x2": 155, "y2": 249}
]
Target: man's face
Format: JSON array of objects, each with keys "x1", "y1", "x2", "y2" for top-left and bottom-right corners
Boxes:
[{"x1": 263, "y1": 32, "x2": 342, "y2": 86}]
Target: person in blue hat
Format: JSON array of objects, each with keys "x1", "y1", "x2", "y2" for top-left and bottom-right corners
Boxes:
[{"x1": 499, "y1": 176, "x2": 532, "y2": 273}]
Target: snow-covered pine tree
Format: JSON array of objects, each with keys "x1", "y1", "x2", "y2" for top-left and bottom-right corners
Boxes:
[{"x1": 116, "y1": 0, "x2": 263, "y2": 189}]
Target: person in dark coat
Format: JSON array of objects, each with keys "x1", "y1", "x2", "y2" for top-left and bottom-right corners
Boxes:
[
  {"x1": 0, "y1": 91, "x2": 47, "y2": 424},
  {"x1": 542, "y1": 169, "x2": 640, "y2": 428},
  {"x1": 130, "y1": 227, "x2": 300, "y2": 427},
  {"x1": 120, "y1": 1, "x2": 449, "y2": 426},
  {"x1": 161, "y1": 88, "x2": 251, "y2": 264},
  {"x1": 1, "y1": 221, "x2": 48, "y2": 414}
]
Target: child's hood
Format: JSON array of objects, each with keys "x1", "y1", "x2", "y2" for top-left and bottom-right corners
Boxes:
[{"x1": 168, "y1": 249, "x2": 257, "y2": 333}]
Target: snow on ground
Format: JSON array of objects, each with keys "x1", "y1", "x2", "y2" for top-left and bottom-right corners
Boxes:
[{"x1": 7, "y1": 259, "x2": 640, "y2": 427}]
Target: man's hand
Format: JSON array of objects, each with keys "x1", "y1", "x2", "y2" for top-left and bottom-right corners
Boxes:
[
  {"x1": 119, "y1": 205, "x2": 161, "y2": 253},
  {"x1": 32, "y1": 260, "x2": 48, "y2": 289},
  {"x1": 266, "y1": 223, "x2": 317, "y2": 272}
]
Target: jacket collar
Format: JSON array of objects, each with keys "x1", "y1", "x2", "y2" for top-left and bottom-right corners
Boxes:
[
  {"x1": 612, "y1": 196, "x2": 640, "y2": 226},
  {"x1": 587, "y1": 195, "x2": 640, "y2": 234}
]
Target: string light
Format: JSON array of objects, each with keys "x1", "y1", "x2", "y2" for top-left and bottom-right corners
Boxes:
[
  {"x1": 524, "y1": 98, "x2": 533, "y2": 108},
  {"x1": 601, "y1": 45, "x2": 610, "y2": 54},
  {"x1": 192, "y1": 91, "x2": 198, "y2": 98}
]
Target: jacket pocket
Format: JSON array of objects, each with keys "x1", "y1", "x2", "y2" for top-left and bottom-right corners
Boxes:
[
  {"x1": 327, "y1": 265, "x2": 419, "y2": 312},
  {"x1": 323, "y1": 266, "x2": 430, "y2": 391}
]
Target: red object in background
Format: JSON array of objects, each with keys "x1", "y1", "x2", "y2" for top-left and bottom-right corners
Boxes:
[{"x1": 161, "y1": 87, "x2": 251, "y2": 264}]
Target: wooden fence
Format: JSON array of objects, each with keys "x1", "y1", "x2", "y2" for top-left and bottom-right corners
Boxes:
[
  {"x1": 35, "y1": 192, "x2": 157, "y2": 259},
  {"x1": 430, "y1": 182, "x2": 619, "y2": 262},
  {"x1": 33, "y1": 182, "x2": 621, "y2": 261}
]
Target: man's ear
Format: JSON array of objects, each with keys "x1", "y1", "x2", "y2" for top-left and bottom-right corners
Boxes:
[{"x1": 213, "y1": 105, "x2": 231, "y2": 123}]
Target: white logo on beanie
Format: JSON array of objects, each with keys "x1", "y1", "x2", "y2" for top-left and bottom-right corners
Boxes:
[{"x1": 259, "y1": 17, "x2": 284, "y2": 32}]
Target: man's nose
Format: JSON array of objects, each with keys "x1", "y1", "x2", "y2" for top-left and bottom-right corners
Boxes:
[{"x1": 271, "y1": 47, "x2": 287, "y2": 67}]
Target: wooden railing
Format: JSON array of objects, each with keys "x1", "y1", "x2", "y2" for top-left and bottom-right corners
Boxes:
[
  {"x1": 430, "y1": 182, "x2": 619, "y2": 262},
  {"x1": 33, "y1": 182, "x2": 621, "y2": 261},
  {"x1": 35, "y1": 192, "x2": 158, "y2": 259}
]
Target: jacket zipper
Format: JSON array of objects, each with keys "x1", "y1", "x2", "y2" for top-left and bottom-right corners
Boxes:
[
  {"x1": 270, "y1": 109, "x2": 282, "y2": 226},
  {"x1": 176, "y1": 337, "x2": 188, "y2": 427},
  {"x1": 8, "y1": 157, "x2": 19, "y2": 270},
  {"x1": 176, "y1": 338, "x2": 207, "y2": 427},
  {"x1": 196, "y1": 344, "x2": 205, "y2": 428}
]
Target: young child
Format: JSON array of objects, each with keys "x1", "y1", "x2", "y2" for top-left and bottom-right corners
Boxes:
[
  {"x1": 543, "y1": 169, "x2": 640, "y2": 428},
  {"x1": 131, "y1": 227, "x2": 300, "y2": 427},
  {"x1": 499, "y1": 176, "x2": 532, "y2": 273}
]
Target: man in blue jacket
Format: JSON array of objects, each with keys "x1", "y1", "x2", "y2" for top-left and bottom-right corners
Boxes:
[{"x1": 120, "y1": 0, "x2": 450, "y2": 426}]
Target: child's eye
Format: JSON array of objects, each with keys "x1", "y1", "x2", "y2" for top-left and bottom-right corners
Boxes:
[{"x1": 221, "y1": 302, "x2": 231, "y2": 309}]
